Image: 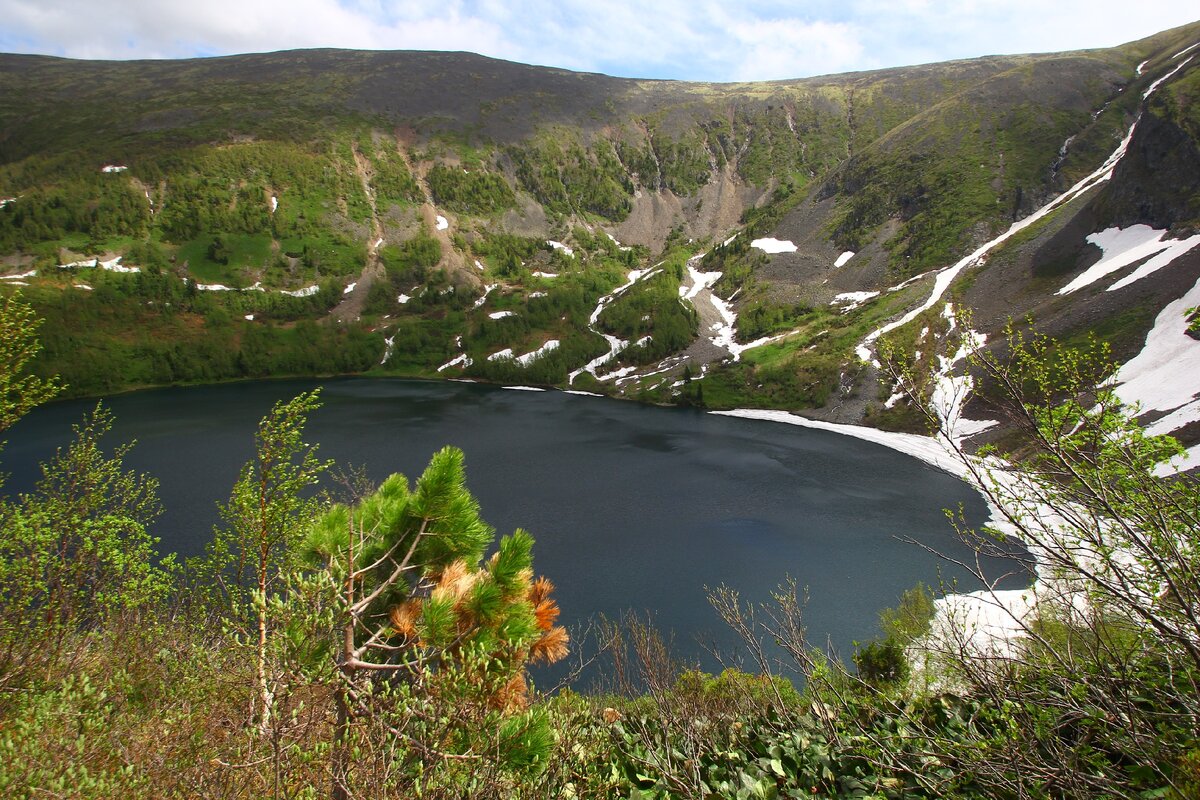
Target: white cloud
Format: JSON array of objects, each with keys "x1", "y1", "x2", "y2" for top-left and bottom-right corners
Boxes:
[
  {"x1": 726, "y1": 18, "x2": 866, "y2": 81},
  {"x1": 0, "y1": 0, "x2": 1195, "y2": 80},
  {"x1": 0, "y1": 0, "x2": 519, "y2": 61}
]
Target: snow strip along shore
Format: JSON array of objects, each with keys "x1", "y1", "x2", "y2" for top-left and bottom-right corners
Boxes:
[
  {"x1": 710, "y1": 408, "x2": 967, "y2": 476},
  {"x1": 709, "y1": 407, "x2": 1083, "y2": 677}
]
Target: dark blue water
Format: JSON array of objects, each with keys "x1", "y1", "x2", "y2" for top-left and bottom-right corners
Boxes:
[{"x1": 2, "y1": 378, "x2": 1024, "y2": 683}]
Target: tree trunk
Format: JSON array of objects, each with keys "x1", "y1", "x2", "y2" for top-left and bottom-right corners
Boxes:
[{"x1": 257, "y1": 517, "x2": 272, "y2": 736}]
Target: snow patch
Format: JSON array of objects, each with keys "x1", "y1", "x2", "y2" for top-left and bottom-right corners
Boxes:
[
  {"x1": 830, "y1": 291, "x2": 879, "y2": 312},
  {"x1": 1113, "y1": 274, "x2": 1200, "y2": 443},
  {"x1": 1056, "y1": 225, "x2": 1194, "y2": 294},
  {"x1": 101, "y1": 164, "x2": 127, "y2": 173},
  {"x1": 675, "y1": 254, "x2": 790, "y2": 361},
  {"x1": 480, "y1": 339, "x2": 558, "y2": 373},
  {"x1": 488, "y1": 310, "x2": 516, "y2": 319},
  {"x1": 546, "y1": 240, "x2": 574, "y2": 257},
  {"x1": 0, "y1": 269, "x2": 37, "y2": 280},
  {"x1": 1144, "y1": 55, "x2": 1194, "y2": 99},
  {"x1": 474, "y1": 259, "x2": 486, "y2": 271},
  {"x1": 887, "y1": 271, "x2": 933, "y2": 292},
  {"x1": 750, "y1": 237, "x2": 797, "y2": 254},
  {"x1": 1145, "y1": 399, "x2": 1200, "y2": 438},
  {"x1": 516, "y1": 339, "x2": 560, "y2": 366},
  {"x1": 928, "y1": 589, "x2": 1038, "y2": 662},
  {"x1": 244, "y1": 314, "x2": 255, "y2": 321},
  {"x1": 683, "y1": 264, "x2": 721, "y2": 301},
  {"x1": 100, "y1": 257, "x2": 138, "y2": 273},
  {"x1": 437, "y1": 353, "x2": 472, "y2": 372},
  {"x1": 73, "y1": 283, "x2": 92, "y2": 291},
  {"x1": 59, "y1": 256, "x2": 139, "y2": 273},
  {"x1": 280, "y1": 285, "x2": 319, "y2": 297},
  {"x1": 270, "y1": 196, "x2": 278, "y2": 213},
  {"x1": 343, "y1": 282, "x2": 357, "y2": 294},
  {"x1": 929, "y1": 304, "x2": 997, "y2": 443},
  {"x1": 397, "y1": 294, "x2": 411, "y2": 304},
  {"x1": 709, "y1": 291, "x2": 789, "y2": 360},
  {"x1": 473, "y1": 284, "x2": 498, "y2": 309},
  {"x1": 606, "y1": 233, "x2": 631, "y2": 251},
  {"x1": 435, "y1": 214, "x2": 449, "y2": 231},
  {"x1": 568, "y1": 267, "x2": 661, "y2": 384},
  {"x1": 596, "y1": 364, "x2": 638, "y2": 382},
  {"x1": 532, "y1": 271, "x2": 559, "y2": 278},
  {"x1": 1107, "y1": 231, "x2": 1200, "y2": 292},
  {"x1": 502, "y1": 386, "x2": 545, "y2": 392},
  {"x1": 834, "y1": 251, "x2": 855, "y2": 268},
  {"x1": 1157, "y1": 443, "x2": 1200, "y2": 476}
]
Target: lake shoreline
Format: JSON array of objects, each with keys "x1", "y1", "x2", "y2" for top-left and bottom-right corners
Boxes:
[{"x1": 4, "y1": 376, "x2": 1011, "y2": 676}]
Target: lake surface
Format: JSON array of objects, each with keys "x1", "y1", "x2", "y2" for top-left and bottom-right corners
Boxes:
[{"x1": 3, "y1": 378, "x2": 1024, "y2": 682}]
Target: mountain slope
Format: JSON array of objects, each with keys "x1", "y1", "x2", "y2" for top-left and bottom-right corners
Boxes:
[{"x1": 1, "y1": 21, "x2": 1199, "y2": 464}]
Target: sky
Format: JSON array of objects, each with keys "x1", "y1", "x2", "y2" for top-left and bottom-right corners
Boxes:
[{"x1": 0, "y1": 1, "x2": 1196, "y2": 82}]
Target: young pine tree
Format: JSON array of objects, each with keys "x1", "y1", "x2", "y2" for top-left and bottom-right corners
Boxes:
[{"x1": 303, "y1": 446, "x2": 568, "y2": 796}]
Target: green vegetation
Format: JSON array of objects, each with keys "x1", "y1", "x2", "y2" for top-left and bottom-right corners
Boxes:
[
  {"x1": 471, "y1": 232, "x2": 547, "y2": 276},
  {"x1": 616, "y1": 128, "x2": 711, "y2": 195},
  {"x1": 736, "y1": 299, "x2": 815, "y2": 343},
  {"x1": 356, "y1": 132, "x2": 423, "y2": 209},
  {"x1": 596, "y1": 249, "x2": 698, "y2": 366},
  {"x1": 427, "y1": 163, "x2": 516, "y2": 214},
  {"x1": 8, "y1": 271, "x2": 379, "y2": 397},
  {"x1": 0, "y1": 174, "x2": 150, "y2": 252},
  {"x1": 364, "y1": 230, "x2": 448, "y2": 317},
  {"x1": 696, "y1": 282, "x2": 926, "y2": 411},
  {"x1": 0, "y1": 34, "x2": 1178, "y2": 407},
  {"x1": 828, "y1": 69, "x2": 1105, "y2": 277},
  {"x1": 509, "y1": 133, "x2": 633, "y2": 220},
  {"x1": 4, "y1": 255, "x2": 1200, "y2": 797}
]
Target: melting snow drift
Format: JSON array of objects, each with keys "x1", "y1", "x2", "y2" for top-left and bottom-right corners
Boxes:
[
  {"x1": 1057, "y1": 225, "x2": 1200, "y2": 295},
  {"x1": 750, "y1": 238, "x2": 797, "y2": 254}
]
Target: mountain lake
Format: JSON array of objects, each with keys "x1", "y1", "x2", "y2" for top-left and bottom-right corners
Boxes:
[{"x1": 2, "y1": 377, "x2": 1028, "y2": 684}]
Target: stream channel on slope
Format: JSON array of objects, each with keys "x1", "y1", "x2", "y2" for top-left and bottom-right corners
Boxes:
[{"x1": 4, "y1": 378, "x2": 1027, "y2": 684}]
